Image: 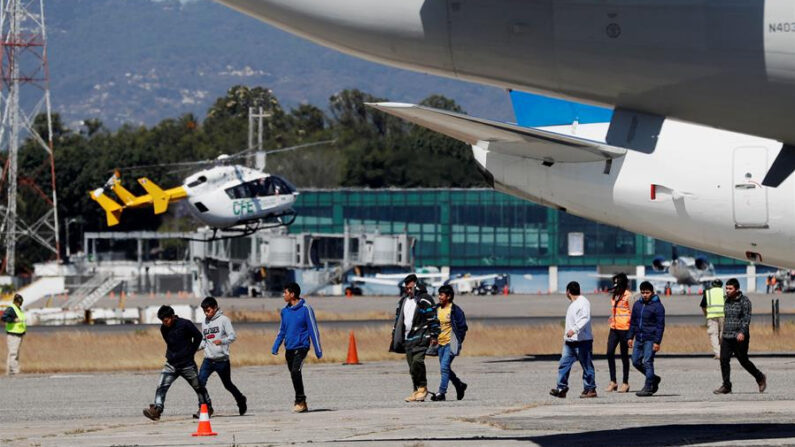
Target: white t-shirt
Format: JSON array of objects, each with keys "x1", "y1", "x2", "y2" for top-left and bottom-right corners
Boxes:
[
  {"x1": 402, "y1": 297, "x2": 417, "y2": 339},
  {"x1": 565, "y1": 295, "x2": 593, "y2": 342}
]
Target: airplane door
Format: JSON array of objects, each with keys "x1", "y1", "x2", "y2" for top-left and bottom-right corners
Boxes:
[{"x1": 732, "y1": 146, "x2": 769, "y2": 229}]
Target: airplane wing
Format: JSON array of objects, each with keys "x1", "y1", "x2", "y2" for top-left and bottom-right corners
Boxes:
[
  {"x1": 374, "y1": 272, "x2": 446, "y2": 280},
  {"x1": 350, "y1": 276, "x2": 401, "y2": 287},
  {"x1": 431, "y1": 274, "x2": 499, "y2": 288},
  {"x1": 590, "y1": 273, "x2": 679, "y2": 283},
  {"x1": 367, "y1": 102, "x2": 627, "y2": 163}
]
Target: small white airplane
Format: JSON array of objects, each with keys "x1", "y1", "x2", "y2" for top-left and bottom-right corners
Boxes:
[
  {"x1": 350, "y1": 270, "x2": 498, "y2": 294},
  {"x1": 596, "y1": 255, "x2": 752, "y2": 288}
]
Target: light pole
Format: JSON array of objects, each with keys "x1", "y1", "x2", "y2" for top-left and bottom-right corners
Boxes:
[{"x1": 65, "y1": 217, "x2": 81, "y2": 259}]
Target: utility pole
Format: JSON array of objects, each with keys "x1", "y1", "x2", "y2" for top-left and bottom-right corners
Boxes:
[
  {"x1": 248, "y1": 106, "x2": 272, "y2": 170},
  {"x1": 0, "y1": 0, "x2": 59, "y2": 276}
]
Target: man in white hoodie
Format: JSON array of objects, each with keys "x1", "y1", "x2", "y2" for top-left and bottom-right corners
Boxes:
[
  {"x1": 549, "y1": 281, "x2": 597, "y2": 399},
  {"x1": 197, "y1": 297, "x2": 247, "y2": 417}
]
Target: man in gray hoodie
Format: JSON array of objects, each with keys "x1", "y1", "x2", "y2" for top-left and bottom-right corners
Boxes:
[{"x1": 197, "y1": 297, "x2": 247, "y2": 417}]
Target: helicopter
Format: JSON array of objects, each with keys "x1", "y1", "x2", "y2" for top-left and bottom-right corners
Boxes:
[{"x1": 89, "y1": 141, "x2": 332, "y2": 237}]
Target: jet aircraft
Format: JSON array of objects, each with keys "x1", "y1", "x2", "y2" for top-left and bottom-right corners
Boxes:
[
  {"x1": 216, "y1": 0, "x2": 795, "y2": 268},
  {"x1": 217, "y1": 0, "x2": 795, "y2": 186}
]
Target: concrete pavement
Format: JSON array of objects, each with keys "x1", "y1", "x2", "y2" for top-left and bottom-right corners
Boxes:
[{"x1": 1, "y1": 355, "x2": 793, "y2": 446}]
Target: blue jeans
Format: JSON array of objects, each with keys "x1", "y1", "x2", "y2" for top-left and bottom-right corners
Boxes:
[
  {"x1": 631, "y1": 339, "x2": 658, "y2": 390},
  {"x1": 199, "y1": 358, "x2": 246, "y2": 405},
  {"x1": 437, "y1": 344, "x2": 463, "y2": 394},
  {"x1": 557, "y1": 340, "x2": 596, "y2": 391},
  {"x1": 153, "y1": 361, "x2": 210, "y2": 411}
]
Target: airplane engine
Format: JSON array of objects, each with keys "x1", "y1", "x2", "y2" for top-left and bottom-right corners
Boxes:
[
  {"x1": 652, "y1": 256, "x2": 667, "y2": 272},
  {"x1": 695, "y1": 257, "x2": 710, "y2": 271}
]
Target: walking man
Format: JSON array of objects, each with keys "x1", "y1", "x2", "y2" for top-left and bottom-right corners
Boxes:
[
  {"x1": 700, "y1": 279, "x2": 725, "y2": 359},
  {"x1": 198, "y1": 297, "x2": 247, "y2": 417},
  {"x1": 272, "y1": 282, "x2": 323, "y2": 413},
  {"x1": 714, "y1": 278, "x2": 767, "y2": 394},
  {"x1": 389, "y1": 274, "x2": 440, "y2": 402},
  {"x1": 430, "y1": 284, "x2": 468, "y2": 401},
  {"x1": 628, "y1": 281, "x2": 665, "y2": 397},
  {"x1": 549, "y1": 281, "x2": 597, "y2": 399},
  {"x1": 2, "y1": 294, "x2": 25, "y2": 376},
  {"x1": 144, "y1": 305, "x2": 211, "y2": 421}
]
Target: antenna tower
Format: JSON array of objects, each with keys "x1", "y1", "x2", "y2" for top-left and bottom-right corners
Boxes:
[{"x1": 0, "y1": 0, "x2": 59, "y2": 276}]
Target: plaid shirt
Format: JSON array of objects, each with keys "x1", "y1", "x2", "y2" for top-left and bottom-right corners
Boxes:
[{"x1": 722, "y1": 293, "x2": 752, "y2": 339}]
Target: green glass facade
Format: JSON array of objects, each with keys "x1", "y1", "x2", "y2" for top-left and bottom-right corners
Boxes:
[{"x1": 290, "y1": 188, "x2": 746, "y2": 268}]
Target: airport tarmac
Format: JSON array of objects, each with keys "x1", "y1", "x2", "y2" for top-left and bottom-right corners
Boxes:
[{"x1": 1, "y1": 355, "x2": 793, "y2": 446}]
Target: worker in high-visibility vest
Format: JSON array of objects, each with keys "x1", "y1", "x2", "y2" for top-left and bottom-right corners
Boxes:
[
  {"x1": 700, "y1": 279, "x2": 725, "y2": 359},
  {"x1": 2, "y1": 294, "x2": 25, "y2": 375},
  {"x1": 606, "y1": 272, "x2": 632, "y2": 393}
]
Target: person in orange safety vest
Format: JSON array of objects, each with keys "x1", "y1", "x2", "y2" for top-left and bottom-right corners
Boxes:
[{"x1": 606, "y1": 273, "x2": 633, "y2": 393}]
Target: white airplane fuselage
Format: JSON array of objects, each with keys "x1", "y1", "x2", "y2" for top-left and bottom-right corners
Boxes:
[
  {"x1": 218, "y1": 0, "x2": 795, "y2": 144},
  {"x1": 482, "y1": 120, "x2": 794, "y2": 268},
  {"x1": 216, "y1": 0, "x2": 795, "y2": 268}
]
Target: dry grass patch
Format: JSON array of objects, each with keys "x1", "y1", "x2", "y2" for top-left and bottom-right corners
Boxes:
[{"x1": 3, "y1": 322, "x2": 794, "y2": 373}]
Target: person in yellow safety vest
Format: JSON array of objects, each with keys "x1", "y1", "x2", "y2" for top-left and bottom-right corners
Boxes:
[
  {"x1": 606, "y1": 273, "x2": 633, "y2": 393},
  {"x1": 2, "y1": 294, "x2": 25, "y2": 375},
  {"x1": 700, "y1": 279, "x2": 725, "y2": 359}
]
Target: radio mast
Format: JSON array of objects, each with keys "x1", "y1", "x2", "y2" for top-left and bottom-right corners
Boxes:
[{"x1": 0, "y1": 0, "x2": 59, "y2": 276}]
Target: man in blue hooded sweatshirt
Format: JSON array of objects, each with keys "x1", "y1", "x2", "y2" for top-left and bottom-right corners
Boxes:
[
  {"x1": 627, "y1": 281, "x2": 665, "y2": 397},
  {"x1": 272, "y1": 282, "x2": 322, "y2": 413}
]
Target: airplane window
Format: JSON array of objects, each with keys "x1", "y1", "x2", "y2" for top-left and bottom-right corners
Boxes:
[{"x1": 187, "y1": 176, "x2": 207, "y2": 188}]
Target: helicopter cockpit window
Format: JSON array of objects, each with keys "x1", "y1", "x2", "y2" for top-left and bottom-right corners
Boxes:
[
  {"x1": 224, "y1": 183, "x2": 254, "y2": 199},
  {"x1": 186, "y1": 176, "x2": 207, "y2": 188},
  {"x1": 249, "y1": 178, "x2": 272, "y2": 197},
  {"x1": 271, "y1": 176, "x2": 296, "y2": 195}
]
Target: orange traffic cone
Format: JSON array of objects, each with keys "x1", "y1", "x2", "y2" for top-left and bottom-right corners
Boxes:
[
  {"x1": 343, "y1": 331, "x2": 361, "y2": 365},
  {"x1": 191, "y1": 404, "x2": 217, "y2": 437}
]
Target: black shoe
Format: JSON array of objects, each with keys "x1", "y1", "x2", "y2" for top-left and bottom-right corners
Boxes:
[
  {"x1": 757, "y1": 374, "x2": 767, "y2": 393},
  {"x1": 430, "y1": 392, "x2": 446, "y2": 401},
  {"x1": 238, "y1": 395, "x2": 248, "y2": 416},
  {"x1": 192, "y1": 405, "x2": 214, "y2": 419},
  {"x1": 579, "y1": 389, "x2": 597, "y2": 398},
  {"x1": 713, "y1": 385, "x2": 732, "y2": 394},
  {"x1": 635, "y1": 388, "x2": 654, "y2": 397},
  {"x1": 652, "y1": 376, "x2": 661, "y2": 393},
  {"x1": 549, "y1": 388, "x2": 568, "y2": 398},
  {"x1": 455, "y1": 382, "x2": 468, "y2": 401},
  {"x1": 143, "y1": 404, "x2": 162, "y2": 421}
]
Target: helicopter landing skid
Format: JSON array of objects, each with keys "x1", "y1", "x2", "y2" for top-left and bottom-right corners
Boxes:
[{"x1": 185, "y1": 210, "x2": 298, "y2": 242}]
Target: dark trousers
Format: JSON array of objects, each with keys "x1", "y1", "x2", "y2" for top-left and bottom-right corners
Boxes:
[
  {"x1": 607, "y1": 329, "x2": 630, "y2": 384},
  {"x1": 720, "y1": 336, "x2": 764, "y2": 389},
  {"x1": 406, "y1": 348, "x2": 427, "y2": 389},
  {"x1": 199, "y1": 358, "x2": 245, "y2": 405},
  {"x1": 154, "y1": 361, "x2": 210, "y2": 411},
  {"x1": 286, "y1": 348, "x2": 309, "y2": 403}
]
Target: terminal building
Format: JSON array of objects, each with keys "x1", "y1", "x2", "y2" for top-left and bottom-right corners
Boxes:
[{"x1": 290, "y1": 188, "x2": 764, "y2": 294}]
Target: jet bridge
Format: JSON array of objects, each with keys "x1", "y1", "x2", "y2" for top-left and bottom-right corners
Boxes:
[{"x1": 189, "y1": 227, "x2": 414, "y2": 296}]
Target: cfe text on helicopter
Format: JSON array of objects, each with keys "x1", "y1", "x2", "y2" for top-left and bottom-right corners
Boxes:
[{"x1": 89, "y1": 141, "x2": 333, "y2": 239}]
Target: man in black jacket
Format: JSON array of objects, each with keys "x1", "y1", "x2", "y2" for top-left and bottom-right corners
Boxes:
[
  {"x1": 144, "y1": 305, "x2": 211, "y2": 421},
  {"x1": 713, "y1": 278, "x2": 767, "y2": 394},
  {"x1": 389, "y1": 274, "x2": 440, "y2": 402}
]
